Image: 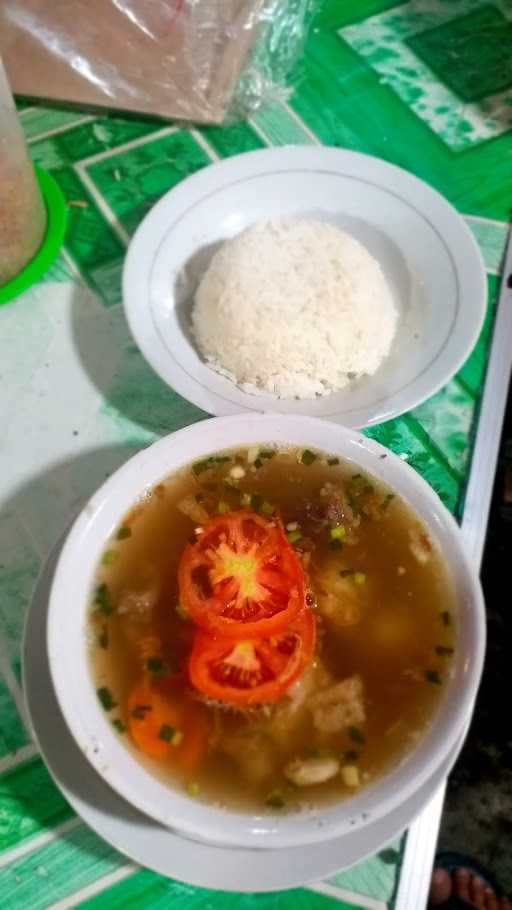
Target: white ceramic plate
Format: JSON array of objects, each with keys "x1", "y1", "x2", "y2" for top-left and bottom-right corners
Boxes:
[
  {"x1": 24, "y1": 546, "x2": 468, "y2": 891},
  {"x1": 123, "y1": 146, "x2": 486, "y2": 428},
  {"x1": 46, "y1": 415, "x2": 485, "y2": 850}
]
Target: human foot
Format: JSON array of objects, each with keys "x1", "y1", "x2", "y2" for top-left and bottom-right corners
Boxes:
[{"x1": 430, "y1": 866, "x2": 511, "y2": 909}]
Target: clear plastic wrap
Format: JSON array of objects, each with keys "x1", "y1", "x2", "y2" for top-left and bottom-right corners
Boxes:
[
  {"x1": 0, "y1": 60, "x2": 46, "y2": 286},
  {"x1": 0, "y1": 0, "x2": 315, "y2": 125}
]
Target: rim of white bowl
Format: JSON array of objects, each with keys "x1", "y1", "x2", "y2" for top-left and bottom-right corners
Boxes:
[{"x1": 47, "y1": 415, "x2": 486, "y2": 849}]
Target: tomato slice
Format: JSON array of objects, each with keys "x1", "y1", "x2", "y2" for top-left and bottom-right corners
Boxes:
[
  {"x1": 188, "y1": 608, "x2": 316, "y2": 706},
  {"x1": 178, "y1": 510, "x2": 305, "y2": 639}
]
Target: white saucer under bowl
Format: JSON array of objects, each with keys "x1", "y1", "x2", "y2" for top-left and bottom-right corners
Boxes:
[
  {"x1": 123, "y1": 146, "x2": 486, "y2": 428},
  {"x1": 23, "y1": 544, "x2": 467, "y2": 892}
]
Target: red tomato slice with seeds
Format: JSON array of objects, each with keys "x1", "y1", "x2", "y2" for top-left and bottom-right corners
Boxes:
[
  {"x1": 178, "y1": 510, "x2": 305, "y2": 639},
  {"x1": 188, "y1": 608, "x2": 316, "y2": 705}
]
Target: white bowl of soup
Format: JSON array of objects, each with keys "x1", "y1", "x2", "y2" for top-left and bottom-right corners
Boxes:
[{"x1": 47, "y1": 414, "x2": 485, "y2": 850}]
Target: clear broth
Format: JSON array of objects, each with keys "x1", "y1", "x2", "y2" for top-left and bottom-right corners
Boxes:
[{"x1": 88, "y1": 446, "x2": 456, "y2": 812}]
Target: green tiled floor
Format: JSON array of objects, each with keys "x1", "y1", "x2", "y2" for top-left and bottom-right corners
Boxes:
[{"x1": 0, "y1": 0, "x2": 510, "y2": 907}]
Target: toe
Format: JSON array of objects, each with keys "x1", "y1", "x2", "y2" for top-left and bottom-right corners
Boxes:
[
  {"x1": 430, "y1": 868, "x2": 452, "y2": 905},
  {"x1": 470, "y1": 875, "x2": 487, "y2": 907},
  {"x1": 454, "y1": 868, "x2": 472, "y2": 903}
]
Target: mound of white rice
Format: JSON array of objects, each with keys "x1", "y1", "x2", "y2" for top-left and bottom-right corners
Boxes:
[{"x1": 191, "y1": 219, "x2": 397, "y2": 399}]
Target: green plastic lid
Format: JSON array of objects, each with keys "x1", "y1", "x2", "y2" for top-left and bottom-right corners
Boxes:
[{"x1": 0, "y1": 165, "x2": 68, "y2": 306}]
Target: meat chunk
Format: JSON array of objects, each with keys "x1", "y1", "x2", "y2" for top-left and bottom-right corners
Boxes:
[
  {"x1": 284, "y1": 756, "x2": 340, "y2": 787},
  {"x1": 308, "y1": 675, "x2": 365, "y2": 734},
  {"x1": 313, "y1": 559, "x2": 364, "y2": 628},
  {"x1": 307, "y1": 482, "x2": 360, "y2": 531},
  {"x1": 177, "y1": 493, "x2": 209, "y2": 525},
  {"x1": 221, "y1": 730, "x2": 276, "y2": 785}
]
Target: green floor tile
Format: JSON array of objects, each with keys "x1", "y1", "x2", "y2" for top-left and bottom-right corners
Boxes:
[
  {"x1": 20, "y1": 106, "x2": 93, "y2": 142},
  {"x1": 0, "y1": 823, "x2": 122, "y2": 910},
  {"x1": 86, "y1": 131, "x2": 211, "y2": 236},
  {"x1": 78, "y1": 868, "x2": 363, "y2": 910},
  {"x1": 54, "y1": 167, "x2": 125, "y2": 271},
  {"x1": 0, "y1": 682, "x2": 29, "y2": 763},
  {"x1": 408, "y1": 5, "x2": 512, "y2": 103},
  {"x1": 200, "y1": 121, "x2": 265, "y2": 157},
  {"x1": 0, "y1": 758, "x2": 73, "y2": 854},
  {"x1": 55, "y1": 117, "x2": 164, "y2": 164}
]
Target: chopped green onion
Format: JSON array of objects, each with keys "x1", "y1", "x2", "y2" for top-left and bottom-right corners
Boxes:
[
  {"x1": 158, "y1": 723, "x2": 176, "y2": 743},
  {"x1": 186, "y1": 781, "x2": 200, "y2": 798},
  {"x1": 176, "y1": 601, "x2": 189, "y2": 621},
  {"x1": 287, "y1": 529, "x2": 303, "y2": 544},
  {"x1": 116, "y1": 526, "x2": 131, "y2": 540},
  {"x1": 112, "y1": 719, "x2": 127, "y2": 734},
  {"x1": 348, "y1": 726, "x2": 365, "y2": 745},
  {"x1": 425, "y1": 670, "x2": 443, "y2": 685},
  {"x1": 97, "y1": 687, "x2": 117, "y2": 711},
  {"x1": 98, "y1": 626, "x2": 109, "y2": 650},
  {"x1": 94, "y1": 583, "x2": 113, "y2": 615},
  {"x1": 380, "y1": 493, "x2": 395, "y2": 511},
  {"x1": 435, "y1": 645, "x2": 454, "y2": 657},
  {"x1": 440, "y1": 610, "x2": 452, "y2": 627},
  {"x1": 349, "y1": 474, "x2": 367, "y2": 496},
  {"x1": 254, "y1": 458, "x2": 263, "y2": 469},
  {"x1": 217, "y1": 500, "x2": 230, "y2": 514},
  {"x1": 329, "y1": 539, "x2": 343, "y2": 551},
  {"x1": 250, "y1": 493, "x2": 263, "y2": 512},
  {"x1": 260, "y1": 450, "x2": 276, "y2": 460},
  {"x1": 265, "y1": 789, "x2": 286, "y2": 809},
  {"x1": 327, "y1": 457, "x2": 340, "y2": 466},
  {"x1": 145, "y1": 657, "x2": 169, "y2": 677},
  {"x1": 131, "y1": 704, "x2": 152, "y2": 720},
  {"x1": 344, "y1": 749, "x2": 360, "y2": 762},
  {"x1": 193, "y1": 455, "x2": 231, "y2": 475},
  {"x1": 330, "y1": 526, "x2": 346, "y2": 541},
  {"x1": 101, "y1": 549, "x2": 118, "y2": 566},
  {"x1": 354, "y1": 572, "x2": 367, "y2": 586},
  {"x1": 301, "y1": 449, "x2": 317, "y2": 465},
  {"x1": 261, "y1": 501, "x2": 275, "y2": 516},
  {"x1": 192, "y1": 459, "x2": 211, "y2": 475},
  {"x1": 340, "y1": 568, "x2": 354, "y2": 578}
]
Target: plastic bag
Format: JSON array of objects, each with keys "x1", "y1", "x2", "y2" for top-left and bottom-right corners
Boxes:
[{"x1": 0, "y1": 0, "x2": 315, "y2": 125}]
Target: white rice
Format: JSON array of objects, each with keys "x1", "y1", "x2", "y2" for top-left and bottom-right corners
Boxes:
[{"x1": 191, "y1": 219, "x2": 397, "y2": 399}]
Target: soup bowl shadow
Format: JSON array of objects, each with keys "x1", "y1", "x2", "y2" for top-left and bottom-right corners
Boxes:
[{"x1": 46, "y1": 414, "x2": 486, "y2": 850}]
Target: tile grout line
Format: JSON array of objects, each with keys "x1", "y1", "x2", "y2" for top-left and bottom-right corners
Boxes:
[
  {"x1": 26, "y1": 116, "x2": 96, "y2": 145},
  {"x1": 309, "y1": 880, "x2": 388, "y2": 910},
  {"x1": 246, "y1": 116, "x2": 273, "y2": 146},
  {"x1": 0, "y1": 742, "x2": 38, "y2": 775},
  {"x1": 73, "y1": 164, "x2": 131, "y2": 246},
  {"x1": 75, "y1": 125, "x2": 178, "y2": 168},
  {"x1": 189, "y1": 128, "x2": 220, "y2": 161},
  {"x1": 0, "y1": 817, "x2": 83, "y2": 869},
  {"x1": 280, "y1": 99, "x2": 322, "y2": 144},
  {"x1": 48, "y1": 863, "x2": 137, "y2": 910},
  {"x1": 0, "y1": 638, "x2": 31, "y2": 731},
  {"x1": 463, "y1": 214, "x2": 511, "y2": 229}
]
